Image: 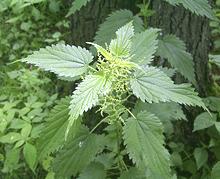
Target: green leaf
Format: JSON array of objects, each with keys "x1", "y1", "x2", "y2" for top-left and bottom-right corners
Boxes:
[
  {"x1": 194, "y1": 148, "x2": 208, "y2": 169},
  {"x1": 37, "y1": 97, "x2": 80, "y2": 161},
  {"x1": 134, "y1": 100, "x2": 186, "y2": 121},
  {"x1": 164, "y1": 0, "x2": 214, "y2": 19},
  {"x1": 109, "y1": 22, "x2": 134, "y2": 58},
  {"x1": 45, "y1": 172, "x2": 55, "y2": 179},
  {"x1": 130, "y1": 28, "x2": 159, "y2": 65},
  {"x1": 193, "y1": 112, "x2": 216, "y2": 131},
  {"x1": 94, "y1": 9, "x2": 144, "y2": 48},
  {"x1": 66, "y1": 0, "x2": 91, "y2": 17},
  {"x1": 130, "y1": 66, "x2": 206, "y2": 109},
  {"x1": 0, "y1": 132, "x2": 22, "y2": 144},
  {"x1": 23, "y1": 142, "x2": 37, "y2": 171},
  {"x1": 95, "y1": 153, "x2": 115, "y2": 169},
  {"x1": 170, "y1": 152, "x2": 182, "y2": 167},
  {"x1": 159, "y1": 67, "x2": 176, "y2": 78},
  {"x1": 211, "y1": 162, "x2": 220, "y2": 179},
  {"x1": 21, "y1": 123, "x2": 32, "y2": 139},
  {"x1": 157, "y1": 35, "x2": 195, "y2": 83},
  {"x1": 203, "y1": 97, "x2": 220, "y2": 112},
  {"x1": 22, "y1": 44, "x2": 93, "y2": 78},
  {"x1": 68, "y1": 73, "x2": 112, "y2": 134},
  {"x1": 53, "y1": 126, "x2": 105, "y2": 177},
  {"x1": 2, "y1": 148, "x2": 20, "y2": 173},
  {"x1": 182, "y1": 159, "x2": 197, "y2": 175},
  {"x1": 14, "y1": 140, "x2": 25, "y2": 149},
  {"x1": 123, "y1": 111, "x2": 171, "y2": 178},
  {"x1": 118, "y1": 167, "x2": 145, "y2": 179},
  {"x1": 78, "y1": 162, "x2": 106, "y2": 179},
  {"x1": 210, "y1": 55, "x2": 220, "y2": 67},
  {"x1": 133, "y1": 101, "x2": 186, "y2": 135}
]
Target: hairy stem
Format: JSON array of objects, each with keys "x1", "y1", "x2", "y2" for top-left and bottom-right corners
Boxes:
[{"x1": 90, "y1": 118, "x2": 106, "y2": 133}]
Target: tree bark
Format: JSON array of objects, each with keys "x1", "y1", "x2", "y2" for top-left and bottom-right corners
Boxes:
[
  {"x1": 149, "y1": 0, "x2": 211, "y2": 96},
  {"x1": 68, "y1": 0, "x2": 137, "y2": 46}
]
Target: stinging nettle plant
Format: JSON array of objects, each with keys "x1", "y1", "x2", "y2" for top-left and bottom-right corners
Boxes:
[{"x1": 22, "y1": 22, "x2": 207, "y2": 178}]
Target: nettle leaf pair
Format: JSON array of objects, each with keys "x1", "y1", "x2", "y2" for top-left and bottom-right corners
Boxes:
[{"x1": 22, "y1": 22, "x2": 206, "y2": 178}]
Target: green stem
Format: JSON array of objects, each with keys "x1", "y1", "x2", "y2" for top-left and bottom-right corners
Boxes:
[
  {"x1": 88, "y1": 65, "x2": 97, "y2": 72},
  {"x1": 115, "y1": 121, "x2": 122, "y2": 172},
  {"x1": 90, "y1": 118, "x2": 106, "y2": 133},
  {"x1": 114, "y1": 121, "x2": 128, "y2": 172},
  {"x1": 143, "y1": 0, "x2": 147, "y2": 27},
  {"x1": 126, "y1": 108, "x2": 136, "y2": 119},
  {"x1": 121, "y1": 158, "x2": 128, "y2": 171}
]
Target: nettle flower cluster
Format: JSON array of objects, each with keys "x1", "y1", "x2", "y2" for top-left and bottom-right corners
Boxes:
[{"x1": 22, "y1": 22, "x2": 206, "y2": 178}]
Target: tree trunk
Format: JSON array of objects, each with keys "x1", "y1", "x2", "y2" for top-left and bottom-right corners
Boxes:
[
  {"x1": 68, "y1": 0, "x2": 137, "y2": 46},
  {"x1": 149, "y1": 0, "x2": 211, "y2": 96}
]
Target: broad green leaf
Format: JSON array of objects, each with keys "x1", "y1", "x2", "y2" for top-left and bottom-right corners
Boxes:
[
  {"x1": 193, "y1": 112, "x2": 216, "y2": 131},
  {"x1": 66, "y1": 0, "x2": 91, "y2": 17},
  {"x1": 37, "y1": 97, "x2": 80, "y2": 161},
  {"x1": 130, "y1": 28, "x2": 159, "y2": 65},
  {"x1": 170, "y1": 152, "x2": 182, "y2": 167},
  {"x1": 2, "y1": 148, "x2": 20, "y2": 173},
  {"x1": 109, "y1": 22, "x2": 134, "y2": 58},
  {"x1": 182, "y1": 159, "x2": 197, "y2": 175},
  {"x1": 22, "y1": 44, "x2": 93, "y2": 78},
  {"x1": 119, "y1": 167, "x2": 145, "y2": 179},
  {"x1": 94, "y1": 153, "x2": 115, "y2": 169},
  {"x1": 157, "y1": 35, "x2": 195, "y2": 83},
  {"x1": 123, "y1": 111, "x2": 171, "y2": 178},
  {"x1": 164, "y1": 0, "x2": 214, "y2": 19},
  {"x1": 159, "y1": 67, "x2": 176, "y2": 78},
  {"x1": 134, "y1": 100, "x2": 186, "y2": 121},
  {"x1": 0, "y1": 132, "x2": 22, "y2": 144},
  {"x1": 21, "y1": 123, "x2": 32, "y2": 139},
  {"x1": 133, "y1": 101, "x2": 185, "y2": 135},
  {"x1": 210, "y1": 55, "x2": 220, "y2": 67},
  {"x1": 203, "y1": 96, "x2": 220, "y2": 112},
  {"x1": 94, "y1": 9, "x2": 144, "y2": 48},
  {"x1": 211, "y1": 162, "x2": 220, "y2": 179},
  {"x1": 10, "y1": 119, "x2": 27, "y2": 130},
  {"x1": 133, "y1": 100, "x2": 186, "y2": 135},
  {"x1": 23, "y1": 142, "x2": 37, "y2": 171},
  {"x1": 45, "y1": 172, "x2": 55, "y2": 179},
  {"x1": 30, "y1": 124, "x2": 44, "y2": 139},
  {"x1": 68, "y1": 73, "x2": 112, "y2": 134},
  {"x1": 78, "y1": 162, "x2": 106, "y2": 179},
  {"x1": 130, "y1": 66, "x2": 206, "y2": 109},
  {"x1": 14, "y1": 140, "x2": 25, "y2": 149},
  {"x1": 194, "y1": 148, "x2": 208, "y2": 169},
  {"x1": 53, "y1": 126, "x2": 105, "y2": 177}
]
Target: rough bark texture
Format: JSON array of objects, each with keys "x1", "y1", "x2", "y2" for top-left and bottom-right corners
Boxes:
[
  {"x1": 69, "y1": 0, "x2": 137, "y2": 46},
  {"x1": 149, "y1": 0, "x2": 211, "y2": 96}
]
